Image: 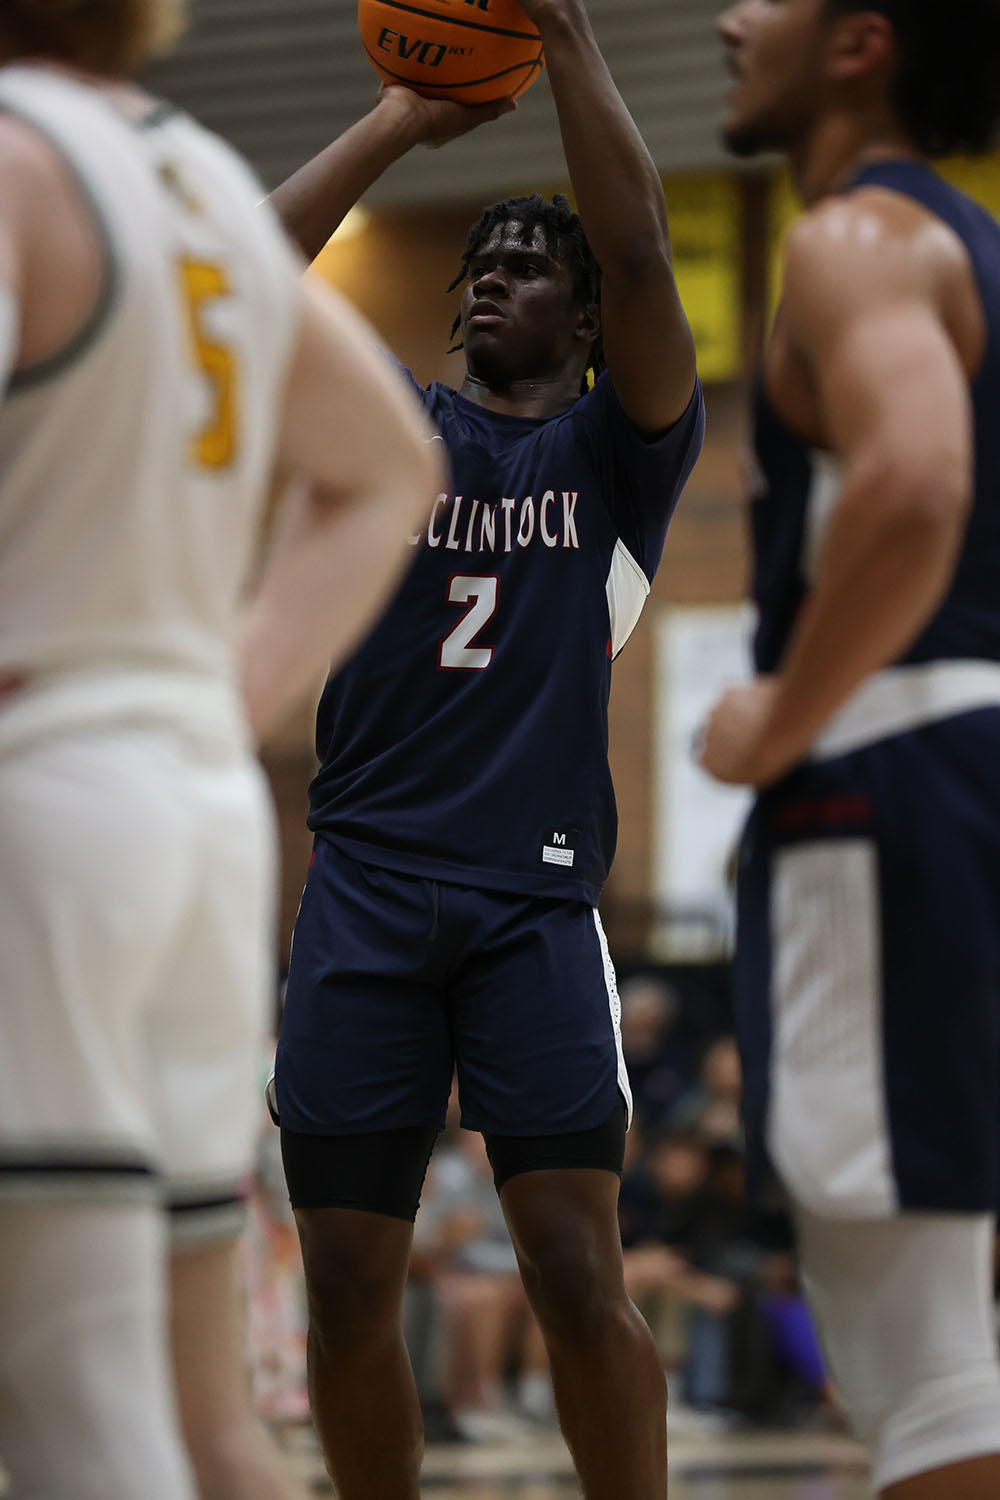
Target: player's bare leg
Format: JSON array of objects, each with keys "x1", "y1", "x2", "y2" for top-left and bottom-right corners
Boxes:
[
  {"x1": 170, "y1": 1236, "x2": 312, "y2": 1500},
  {"x1": 293, "y1": 1206, "x2": 422, "y2": 1500},
  {"x1": 502, "y1": 1167, "x2": 668, "y2": 1500},
  {"x1": 884, "y1": 1456, "x2": 1000, "y2": 1498}
]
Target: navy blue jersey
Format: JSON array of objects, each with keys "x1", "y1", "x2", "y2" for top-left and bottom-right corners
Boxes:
[
  {"x1": 752, "y1": 160, "x2": 1000, "y2": 674},
  {"x1": 308, "y1": 369, "x2": 705, "y2": 905}
]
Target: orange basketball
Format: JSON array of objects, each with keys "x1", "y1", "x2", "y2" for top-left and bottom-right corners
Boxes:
[{"x1": 358, "y1": 0, "x2": 545, "y2": 105}]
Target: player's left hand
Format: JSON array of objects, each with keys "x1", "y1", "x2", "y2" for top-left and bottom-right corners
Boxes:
[
  {"x1": 698, "y1": 677, "x2": 799, "y2": 787},
  {"x1": 375, "y1": 84, "x2": 516, "y2": 150}
]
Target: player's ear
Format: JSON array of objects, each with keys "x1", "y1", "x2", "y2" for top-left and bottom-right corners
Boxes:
[
  {"x1": 827, "y1": 8, "x2": 894, "y2": 84},
  {"x1": 575, "y1": 302, "x2": 601, "y2": 345}
]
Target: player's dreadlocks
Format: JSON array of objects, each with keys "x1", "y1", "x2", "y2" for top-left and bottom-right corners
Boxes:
[{"x1": 448, "y1": 193, "x2": 604, "y2": 395}]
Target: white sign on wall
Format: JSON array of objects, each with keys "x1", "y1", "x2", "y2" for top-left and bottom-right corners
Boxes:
[{"x1": 652, "y1": 605, "x2": 755, "y2": 960}]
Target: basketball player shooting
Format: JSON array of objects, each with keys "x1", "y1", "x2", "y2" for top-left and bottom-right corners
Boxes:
[
  {"x1": 0, "y1": 3, "x2": 443, "y2": 1498},
  {"x1": 700, "y1": 2, "x2": 1000, "y2": 1497},
  {"x1": 268, "y1": 2, "x2": 703, "y2": 1497}
]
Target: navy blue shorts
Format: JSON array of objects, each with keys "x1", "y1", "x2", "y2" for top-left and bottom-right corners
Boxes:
[
  {"x1": 735, "y1": 709, "x2": 1000, "y2": 1218},
  {"x1": 275, "y1": 838, "x2": 630, "y2": 1138}
]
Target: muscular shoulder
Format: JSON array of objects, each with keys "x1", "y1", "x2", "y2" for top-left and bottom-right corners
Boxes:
[{"x1": 784, "y1": 188, "x2": 972, "y2": 327}]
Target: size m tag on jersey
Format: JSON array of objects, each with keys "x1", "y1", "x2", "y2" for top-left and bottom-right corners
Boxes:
[{"x1": 541, "y1": 828, "x2": 577, "y2": 868}]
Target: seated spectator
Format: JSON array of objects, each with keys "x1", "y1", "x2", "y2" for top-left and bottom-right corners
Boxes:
[
  {"x1": 413, "y1": 1123, "x2": 553, "y2": 1440},
  {"x1": 619, "y1": 1130, "x2": 741, "y2": 1346},
  {"x1": 667, "y1": 1034, "x2": 742, "y2": 1145},
  {"x1": 619, "y1": 975, "x2": 694, "y2": 1130},
  {"x1": 619, "y1": 1112, "x2": 829, "y2": 1428},
  {"x1": 243, "y1": 1049, "x2": 309, "y2": 1425}
]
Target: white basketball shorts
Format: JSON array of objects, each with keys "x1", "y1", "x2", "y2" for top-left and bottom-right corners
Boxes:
[{"x1": 0, "y1": 723, "x2": 275, "y2": 1242}]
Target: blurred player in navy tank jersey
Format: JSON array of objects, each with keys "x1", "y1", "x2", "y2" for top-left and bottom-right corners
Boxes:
[
  {"x1": 269, "y1": 1, "x2": 704, "y2": 1494},
  {"x1": 702, "y1": 2, "x2": 1000, "y2": 1496}
]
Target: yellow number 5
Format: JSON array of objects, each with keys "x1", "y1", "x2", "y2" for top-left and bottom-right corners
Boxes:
[{"x1": 179, "y1": 258, "x2": 239, "y2": 470}]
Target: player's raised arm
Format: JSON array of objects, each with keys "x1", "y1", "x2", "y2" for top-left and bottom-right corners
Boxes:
[
  {"x1": 701, "y1": 194, "x2": 976, "y2": 787},
  {"x1": 516, "y1": 0, "x2": 697, "y2": 433},
  {"x1": 270, "y1": 88, "x2": 515, "y2": 263},
  {"x1": 239, "y1": 274, "x2": 444, "y2": 740}
]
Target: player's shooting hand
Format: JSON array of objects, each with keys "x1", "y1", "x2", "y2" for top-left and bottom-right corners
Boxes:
[
  {"x1": 376, "y1": 84, "x2": 517, "y2": 149},
  {"x1": 698, "y1": 677, "x2": 798, "y2": 788}
]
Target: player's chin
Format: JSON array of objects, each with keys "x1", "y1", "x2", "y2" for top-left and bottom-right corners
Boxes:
[
  {"x1": 720, "y1": 112, "x2": 768, "y2": 157},
  {"x1": 463, "y1": 318, "x2": 510, "y2": 348},
  {"x1": 721, "y1": 100, "x2": 795, "y2": 159},
  {"x1": 464, "y1": 327, "x2": 521, "y2": 379}
]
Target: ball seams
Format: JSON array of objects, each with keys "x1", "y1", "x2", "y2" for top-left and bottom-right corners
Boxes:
[{"x1": 365, "y1": 0, "x2": 541, "y2": 43}]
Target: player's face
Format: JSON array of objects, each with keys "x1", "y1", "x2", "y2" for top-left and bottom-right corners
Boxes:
[
  {"x1": 718, "y1": 0, "x2": 832, "y2": 157},
  {"x1": 460, "y1": 221, "x2": 593, "y2": 386}
]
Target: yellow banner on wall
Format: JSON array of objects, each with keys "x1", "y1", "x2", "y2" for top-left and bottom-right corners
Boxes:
[
  {"x1": 939, "y1": 154, "x2": 1000, "y2": 217},
  {"x1": 767, "y1": 166, "x2": 801, "y2": 321},
  {"x1": 662, "y1": 171, "x2": 742, "y2": 384}
]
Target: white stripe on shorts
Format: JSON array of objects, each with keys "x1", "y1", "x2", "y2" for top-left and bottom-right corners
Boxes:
[
  {"x1": 0, "y1": 1140, "x2": 159, "y2": 1209},
  {"x1": 767, "y1": 840, "x2": 897, "y2": 1217},
  {"x1": 593, "y1": 910, "x2": 634, "y2": 1127},
  {"x1": 811, "y1": 660, "x2": 1000, "y2": 760}
]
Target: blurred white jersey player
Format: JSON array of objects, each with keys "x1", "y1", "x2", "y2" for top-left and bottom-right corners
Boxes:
[{"x1": 0, "y1": 4, "x2": 439, "y2": 1499}]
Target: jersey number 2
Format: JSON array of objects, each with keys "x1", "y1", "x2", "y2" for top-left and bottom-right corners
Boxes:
[
  {"x1": 179, "y1": 258, "x2": 239, "y2": 470},
  {"x1": 439, "y1": 575, "x2": 499, "y2": 671}
]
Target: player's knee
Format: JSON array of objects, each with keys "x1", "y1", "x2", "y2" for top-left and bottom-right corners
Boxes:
[
  {"x1": 519, "y1": 1230, "x2": 623, "y2": 1348},
  {"x1": 299, "y1": 1228, "x2": 403, "y2": 1354},
  {"x1": 303, "y1": 1255, "x2": 399, "y2": 1353}
]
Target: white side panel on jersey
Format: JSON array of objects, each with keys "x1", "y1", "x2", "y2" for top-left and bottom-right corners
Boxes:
[
  {"x1": 767, "y1": 840, "x2": 898, "y2": 1218},
  {"x1": 804, "y1": 450, "x2": 844, "y2": 581},
  {"x1": 605, "y1": 539, "x2": 650, "y2": 659},
  {"x1": 592, "y1": 910, "x2": 634, "y2": 1127}
]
